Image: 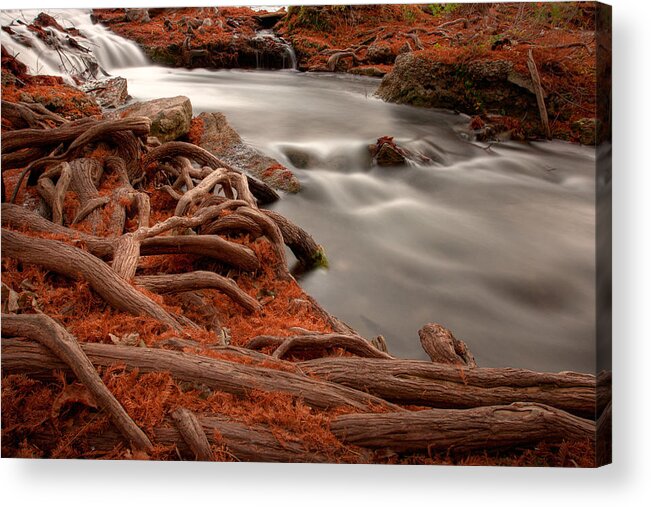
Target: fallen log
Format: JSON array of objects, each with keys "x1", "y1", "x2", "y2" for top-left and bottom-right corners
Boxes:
[
  {"x1": 331, "y1": 402, "x2": 595, "y2": 453},
  {"x1": 300, "y1": 357, "x2": 595, "y2": 417},
  {"x1": 1, "y1": 338, "x2": 401, "y2": 412}
]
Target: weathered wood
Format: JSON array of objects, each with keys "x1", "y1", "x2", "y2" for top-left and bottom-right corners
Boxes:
[
  {"x1": 527, "y1": 49, "x2": 552, "y2": 140},
  {"x1": 1, "y1": 228, "x2": 184, "y2": 331},
  {"x1": 171, "y1": 408, "x2": 214, "y2": 461},
  {"x1": 1, "y1": 338, "x2": 402, "y2": 412},
  {"x1": 135, "y1": 271, "x2": 261, "y2": 313},
  {"x1": 331, "y1": 403, "x2": 595, "y2": 453},
  {"x1": 300, "y1": 357, "x2": 595, "y2": 417},
  {"x1": 1, "y1": 314, "x2": 153, "y2": 451},
  {"x1": 418, "y1": 323, "x2": 476, "y2": 367}
]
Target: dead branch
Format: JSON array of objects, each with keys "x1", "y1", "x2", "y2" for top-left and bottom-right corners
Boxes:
[{"x1": 527, "y1": 49, "x2": 552, "y2": 140}]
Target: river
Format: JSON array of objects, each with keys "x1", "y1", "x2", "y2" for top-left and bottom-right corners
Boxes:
[{"x1": 2, "y1": 10, "x2": 597, "y2": 373}]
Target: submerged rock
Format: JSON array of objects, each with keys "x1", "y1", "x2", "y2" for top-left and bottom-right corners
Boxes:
[
  {"x1": 369, "y1": 136, "x2": 432, "y2": 167},
  {"x1": 110, "y1": 95, "x2": 192, "y2": 142},
  {"x1": 192, "y1": 112, "x2": 300, "y2": 193}
]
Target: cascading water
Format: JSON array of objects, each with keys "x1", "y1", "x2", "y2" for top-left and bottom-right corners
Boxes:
[
  {"x1": 0, "y1": 9, "x2": 148, "y2": 81},
  {"x1": 252, "y1": 29, "x2": 297, "y2": 70}
]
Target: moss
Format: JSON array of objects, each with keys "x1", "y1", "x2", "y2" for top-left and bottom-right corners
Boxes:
[{"x1": 310, "y1": 246, "x2": 329, "y2": 269}]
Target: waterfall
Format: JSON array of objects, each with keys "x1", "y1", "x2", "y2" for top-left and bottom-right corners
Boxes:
[
  {"x1": 0, "y1": 9, "x2": 148, "y2": 82},
  {"x1": 253, "y1": 29, "x2": 297, "y2": 70}
]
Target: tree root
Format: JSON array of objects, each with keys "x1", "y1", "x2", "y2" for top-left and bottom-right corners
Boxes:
[
  {"x1": 246, "y1": 333, "x2": 393, "y2": 360},
  {"x1": 135, "y1": 271, "x2": 261, "y2": 313},
  {"x1": 1, "y1": 229, "x2": 185, "y2": 331},
  {"x1": 331, "y1": 402, "x2": 594, "y2": 454},
  {"x1": 1, "y1": 314, "x2": 153, "y2": 451},
  {"x1": 143, "y1": 141, "x2": 279, "y2": 204},
  {"x1": 299, "y1": 357, "x2": 596, "y2": 417},
  {"x1": 2, "y1": 338, "x2": 402, "y2": 412}
]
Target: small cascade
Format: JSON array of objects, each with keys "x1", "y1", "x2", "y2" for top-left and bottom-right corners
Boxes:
[
  {"x1": 252, "y1": 29, "x2": 297, "y2": 70},
  {"x1": 0, "y1": 9, "x2": 148, "y2": 82}
]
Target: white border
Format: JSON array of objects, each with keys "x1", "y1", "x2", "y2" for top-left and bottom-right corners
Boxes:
[{"x1": 2, "y1": 1, "x2": 650, "y2": 505}]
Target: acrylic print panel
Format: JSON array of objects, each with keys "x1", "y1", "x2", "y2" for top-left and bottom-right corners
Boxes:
[{"x1": 0, "y1": 3, "x2": 611, "y2": 466}]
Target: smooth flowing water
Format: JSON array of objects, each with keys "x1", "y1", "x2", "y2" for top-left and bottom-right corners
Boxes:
[
  {"x1": 3, "y1": 9, "x2": 597, "y2": 373},
  {"x1": 116, "y1": 66, "x2": 596, "y2": 373}
]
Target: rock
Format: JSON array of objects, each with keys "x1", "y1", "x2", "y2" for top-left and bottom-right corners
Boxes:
[
  {"x1": 348, "y1": 66, "x2": 388, "y2": 78},
  {"x1": 193, "y1": 112, "x2": 300, "y2": 192},
  {"x1": 369, "y1": 136, "x2": 406, "y2": 166},
  {"x1": 111, "y1": 95, "x2": 192, "y2": 142},
  {"x1": 377, "y1": 53, "x2": 547, "y2": 137},
  {"x1": 125, "y1": 9, "x2": 150, "y2": 23},
  {"x1": 398, "y1": 41, "x2": 412, "y2": 54},
  {"x1": 80, "y1": 76, "x2": 128, "y2": 108},
  {"x1": 367, "y1": 43, "x2": 395, "y2": 65}
]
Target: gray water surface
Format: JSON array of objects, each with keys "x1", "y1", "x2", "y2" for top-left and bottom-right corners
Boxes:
[{"x1": 117, "y1": 66, "x2": 596, "y2": 373}]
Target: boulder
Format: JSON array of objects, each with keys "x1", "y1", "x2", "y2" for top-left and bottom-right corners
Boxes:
[
  {"x1": 125, "y1": 9, "x2": 150, "y2": 23},
  {"x1": 80, "y1": 76, "x2": 128, "y2": 108},
  {"x1": 366, "y1": 43, "x2": 395, "y2": 65},
  {"x1": 111, "y1": 95, "x2": 192, "y2": 142},
  {"x1": 193, "y1": 112, "x2": 300, "y2": 192},
  {"x1": 376, "y1": 53, "x2": 541, "y2": 130}
]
